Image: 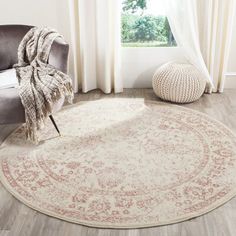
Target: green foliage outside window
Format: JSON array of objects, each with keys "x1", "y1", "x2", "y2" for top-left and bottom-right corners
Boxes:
[
  {"x1": 121, "y1": 0, "x2": 176, "y2": 47},
  {"x1": 122, "y1": 0, "x2": 147, "y2": 13}
]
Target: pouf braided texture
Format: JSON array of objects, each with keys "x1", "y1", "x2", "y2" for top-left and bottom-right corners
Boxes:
[{"x1": 152, "y1": 62, "x2": 206, "y2": 103}]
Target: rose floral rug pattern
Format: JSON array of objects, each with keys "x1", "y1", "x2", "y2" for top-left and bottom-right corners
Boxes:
[{"x1": 0, "y1": 99, "x2": 236, "y2": 228}]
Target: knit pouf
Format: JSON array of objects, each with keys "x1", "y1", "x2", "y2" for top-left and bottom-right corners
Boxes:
[{"x1": 152, "y1": 62, "x2": 206, "y2": 103}]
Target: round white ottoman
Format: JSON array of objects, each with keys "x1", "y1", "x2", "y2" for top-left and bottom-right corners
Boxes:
[{"x1": 152, "y1": 62, "x2": 206, "y2": 103}]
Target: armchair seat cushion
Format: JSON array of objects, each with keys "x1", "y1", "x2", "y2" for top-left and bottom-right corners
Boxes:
[
  {"x1": 0, "y1": 68, "x2": 18, "y2": 89},
  {"x1": 0, "y1": 87, "x2": 65, "y2": 125},
  {"x1": 0, "y1": 88, "x2": 25, "y2": 124}
]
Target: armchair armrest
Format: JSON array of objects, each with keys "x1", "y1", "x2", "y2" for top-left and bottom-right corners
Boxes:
[{"x1": 48, "y1": 37, "x2": 69, "y2": 74}]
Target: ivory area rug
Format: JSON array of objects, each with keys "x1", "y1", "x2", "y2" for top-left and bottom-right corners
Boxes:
[{"x1": 0, "y1": 99, "x2": 236, "y2": 228}]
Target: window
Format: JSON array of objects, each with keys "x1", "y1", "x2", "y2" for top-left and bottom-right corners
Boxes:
[{"x1": 121, "y1": 0, "x2": 176, "y2": 47}]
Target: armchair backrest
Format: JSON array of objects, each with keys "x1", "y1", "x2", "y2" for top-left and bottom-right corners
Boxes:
[
  {"x1": 0, "y1": 25, "x2": 32, "y2": 71},
  {"x1": 0, "y1": 24, "x2": 69, "y2": 73}
]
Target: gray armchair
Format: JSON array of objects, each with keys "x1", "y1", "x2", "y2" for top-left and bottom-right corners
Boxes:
[{"x1": 0, "y1": 25, "x2": 69, "y2": 134}]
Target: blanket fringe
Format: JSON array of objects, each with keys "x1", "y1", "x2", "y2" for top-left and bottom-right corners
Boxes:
[{"x1": 27, "y1": 82, "x2": 74, "y2": 144}]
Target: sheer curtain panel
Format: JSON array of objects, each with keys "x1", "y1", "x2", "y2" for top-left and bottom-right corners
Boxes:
[{"x1": 166, "y1": 0, "x2": 236, "y2": 93}]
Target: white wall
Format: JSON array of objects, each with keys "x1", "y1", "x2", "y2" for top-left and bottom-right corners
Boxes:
[
  {"x1": 224, "y1": 15, "x2": 236, "y2": 89},
  {"x1": 228, "y1": 20, "x2": 236, "y2": 72},
  {"x1": 122, "y1": 47, "x2": 186, "y2": 88},
  {"x1": 0, "y1": 0, "x2": 59, "y2": 28},
  {"x1": 1, "y1": 0, "x2": 236, "y2": 89}
]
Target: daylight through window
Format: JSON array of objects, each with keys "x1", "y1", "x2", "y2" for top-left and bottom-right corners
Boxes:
[{"x1": 121, "y1": 0, "x2": 176, "y2": 47}]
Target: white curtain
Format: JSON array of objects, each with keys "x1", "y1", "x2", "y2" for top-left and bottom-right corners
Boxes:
[
  {"x1": 69, "y1": 0, "x2": 123, "y2": 93},
  {"x1": 166, "y1": 0, "x2": 236, "y2": 93}
]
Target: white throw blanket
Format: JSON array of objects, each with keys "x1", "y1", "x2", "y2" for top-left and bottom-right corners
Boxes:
[{"x1": 14, "y1": 27, "x2": 74, "y2": 143}]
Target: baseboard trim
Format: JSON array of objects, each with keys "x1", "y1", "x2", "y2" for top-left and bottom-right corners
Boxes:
[
  {"x1": 225, "y1": 72, "x2": 236, "y2": 77},
  {"x1": 225, "y1": 72, "x2": 236, "y2": 89}
]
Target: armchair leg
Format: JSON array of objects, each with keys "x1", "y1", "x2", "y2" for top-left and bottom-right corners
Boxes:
[{"x1": 49, "y1": 115, "x2": 61, "y2": 136}]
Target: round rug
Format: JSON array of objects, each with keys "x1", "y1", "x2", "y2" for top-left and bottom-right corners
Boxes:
[{"x1": 0, "y1": 99, "x2": 236, "y2": 228}]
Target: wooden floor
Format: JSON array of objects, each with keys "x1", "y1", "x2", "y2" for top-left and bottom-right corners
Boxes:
[{"x1": 1, "y1": 89, "x2": 236, "y2": 236}]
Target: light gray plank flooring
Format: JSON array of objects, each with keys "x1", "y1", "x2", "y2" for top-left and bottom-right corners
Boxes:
[{"x1": 1, "y1": 89, "x2": 236, "y2": 236}]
